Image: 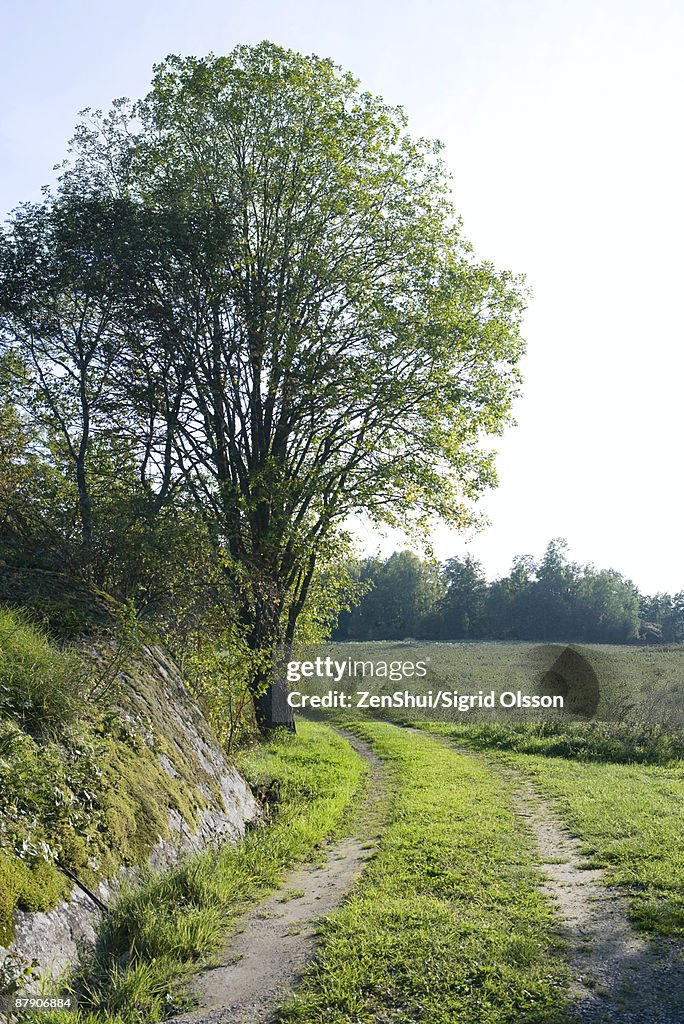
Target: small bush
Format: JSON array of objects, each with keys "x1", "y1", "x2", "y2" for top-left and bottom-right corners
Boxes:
[{"x1": 0, "y1": 607, "x2": 88, "y2": 734}]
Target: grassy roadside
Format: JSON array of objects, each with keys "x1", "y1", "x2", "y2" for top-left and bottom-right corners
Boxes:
[
  {"x1": 422, "y1": 722, "x2": 684, "y2": 938},
  {"x1": 32, "y1": 719, "x2": 366, "y2": 1024},
  {"x1": 278, "y1": 721, "x2": 568, "y2": 1024},
  {"x1": 1, "y1": 602, "x2": 284, "y2": 948},
  {"x1": 502, "y1": 755, "x2": 684, "y2": 938},
  {"x1": 418, "y1": 720, "x2": 684, "y2": 764}
]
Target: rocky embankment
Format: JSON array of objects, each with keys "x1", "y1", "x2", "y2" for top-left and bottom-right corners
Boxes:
[{"x1": 0, "y1": 569, "x2": 260, "y2": 978}]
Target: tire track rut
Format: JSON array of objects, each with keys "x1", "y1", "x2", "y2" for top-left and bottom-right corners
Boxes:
[
  {"x1": 509, "y1": 772, "x2": 684, "y2": 1024},
  {"x1": 171, "y1": 729, "x2": 386, "y2": 1024},
  {"x1": 405, "y1": 725, "x2": 684, "y2": 1022}
]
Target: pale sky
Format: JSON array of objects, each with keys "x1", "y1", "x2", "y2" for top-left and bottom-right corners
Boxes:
[{"x1": 2, "y1": 0, "x2": 683, "y2": 594}]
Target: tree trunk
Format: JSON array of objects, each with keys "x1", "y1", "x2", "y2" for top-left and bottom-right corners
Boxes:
[
  {"x1": 75, "y1": 456, "x2": 92, "y2": 548},
  {"x1": 252, "y1": 666, "x2": 296, "y2": 732},
  {"x1": 244, "y1": 591, "x2": 296, "y2": 734}
]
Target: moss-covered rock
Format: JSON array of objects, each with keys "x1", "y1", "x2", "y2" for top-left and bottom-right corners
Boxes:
[
  {"x1": 0, "y1": 855, "x2": 69, "y2": 946},
  {"x1": 0, "y1": 576, "x2": 259, "y2": 966}
]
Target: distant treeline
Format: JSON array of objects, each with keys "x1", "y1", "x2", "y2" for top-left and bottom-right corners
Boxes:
[{"x1": 333, "y1": 539, "x2": 684, "y2": 645}]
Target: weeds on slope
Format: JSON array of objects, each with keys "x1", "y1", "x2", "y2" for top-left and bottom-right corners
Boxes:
[
  {"x1": 279, "y1": 722, "x2": 568, "y2": 1024},
  {"x1": 25, "y1": 719, "x2": 365, "y2": 1024}
]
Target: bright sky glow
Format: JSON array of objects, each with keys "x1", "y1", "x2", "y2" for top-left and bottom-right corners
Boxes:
[{"x1": 2, "y1": 0, "x2": 682, "y2": 593}]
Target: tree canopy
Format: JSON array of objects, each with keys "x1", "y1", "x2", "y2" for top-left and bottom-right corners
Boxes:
[{"x1": 0, "y1": 42, "x2": 527, "y2": 729}]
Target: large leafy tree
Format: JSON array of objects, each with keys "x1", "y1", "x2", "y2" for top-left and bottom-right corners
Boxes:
[{"x1": 1, "y1": 42, "x2": 527, "y2": 730}]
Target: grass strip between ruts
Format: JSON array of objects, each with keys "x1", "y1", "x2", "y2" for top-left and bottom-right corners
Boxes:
[
  {"x1": 423, "y1": 722, "x2": 684, "y2": 939},
  {"x1": 278, "y1": 721, "x2": 568, "y2": 1024}
]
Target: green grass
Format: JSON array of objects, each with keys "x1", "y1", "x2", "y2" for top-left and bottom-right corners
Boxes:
[
  {"x1": 0, "y1": 680, "x2": 220, "y2": 945},
  {"x1": 34, "y1": 719, "x2": 366, "y2": 1024},
  {"x1": 0, "y1": 608, "x2": 98, "y2": 943},
  {"x1": 304, "y1": 641, "x2": 684, "y2": 739},
  {"x1": 278, "y1": 722, "x2": 568, "y2": 1024},
  {"x1": 421, "y1": 720, "x2": 684, "y2": 764},
  {"x1": 419, "y1": 642, "x2": 684, "y2": 724},
  {"x1": 0, "y1": 604, "x2": 274, "y2": 948},
  {"x1": 504, "y1": 754, "x2": 684, "y2": 938},
  {"x1": 0, "y1": 606, "x2": 88, "y2": 734},
  {"x1": 424, "y1": 722, "x2": 684, "y2": 938}
]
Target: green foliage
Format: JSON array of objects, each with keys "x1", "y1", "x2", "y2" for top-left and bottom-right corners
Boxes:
[
  {"x1": 2, "y1": 41, "x2": 528, "y2": 729},
  {"x1": 80, "y1": 456, "x2": 220, "y2": 615},
  {"x1": 0, "y1": 950, "x2": 41, "y2": 1000},
  {"x1": 0, "y1": 714, "x2": 101, "y2": 942},
  {"x1": 640, "y1": 589, "x2": 684, "y2": 642},
  {"x1": 1, "y1": 336, "x2": 223, "y2": 618},
  {"x1": 0, "y1": 360, "x2": 77, "y2": 572},
  {"x1": 0, "y1": 607, "x2": 88, "y2": 733},
  {"x1": 155, "y1": 563, "x2": 264, "y2": 748},
  {"x1": 336, "y1": 539, "x2": 648, "y2": 644},
  {"x1": 435, "y1": 553, "x2": 488, "y2": 639},
  {"x1": 279, "y1": 722, "x2": 567, "y2": 1023},
  {"x1": 292, "y1": 536, "x2": 371, "y2": 645},
  {"x1": 337, "y1": 551, "x2": 443, "y2": 641},
  {"x1": 180, "y1": 629, "x2": 257, "y2": 752},
  {"x1": 0, "y1": 602, "x2": 239, "y2": 945}
]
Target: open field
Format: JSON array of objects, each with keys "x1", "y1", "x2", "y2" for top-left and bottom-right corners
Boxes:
[
  {"x1": 417, "y1": 641, "x2": 684, "y2": 724},
  {"x1": 292, "y1": 640, "x2": 684, "y2": 730}
]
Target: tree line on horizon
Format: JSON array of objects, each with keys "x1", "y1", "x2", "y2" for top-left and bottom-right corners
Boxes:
[{"x1": 333, "y1": 539, "x2": 684, "y2": 645}]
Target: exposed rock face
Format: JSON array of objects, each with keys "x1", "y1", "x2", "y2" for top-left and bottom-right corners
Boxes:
[
  {"x1": 11, "y1": 886, "x2": 109, "y2": 982},
  {"x1": 1, "y1": 632, "x2": 260, "y2": 979},
  {"x1": 123, "y1": 642, "x2": 260, "y2": 860},
  {"x1": 9, "y1": 758, "x2": 258, "y2": 977}
]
